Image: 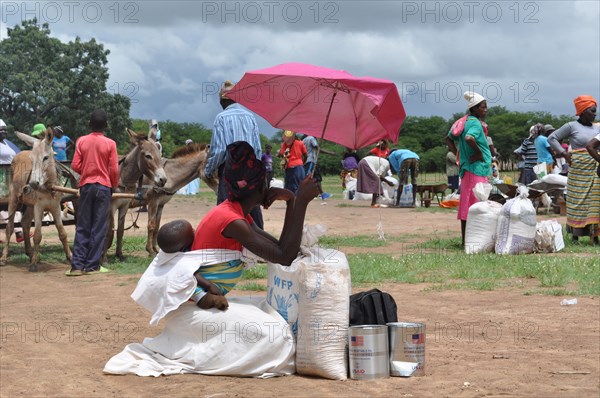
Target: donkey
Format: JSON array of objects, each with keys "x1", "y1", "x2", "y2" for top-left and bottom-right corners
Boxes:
[
  {"x1": 128, "y1": 143, "x2": 219, "y2": 255},
  {"x1": 101, "y1": 129, "x2": 167, "y2": 263},
  {"x1": 1, "y1": 129, "x2": 71, "y2": 271}
]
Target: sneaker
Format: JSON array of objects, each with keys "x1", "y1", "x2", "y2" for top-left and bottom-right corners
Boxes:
[
  {"x1": 15, "y1": 232, "x2": 32, "y2": 243},
  {"x1": 65, "y1": 269, "x2": 84, "y2": 276},
  {"x1": 321, "y1": 192, "x2": 332, "y2": 200},
  {"x1": 84, "y1": 266, "x2": 111, "y2": 275}
]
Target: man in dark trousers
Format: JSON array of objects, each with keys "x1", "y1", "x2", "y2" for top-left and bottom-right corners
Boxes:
[{"x1": 67, "y1": 110, "x2": 118, "y2": 275}]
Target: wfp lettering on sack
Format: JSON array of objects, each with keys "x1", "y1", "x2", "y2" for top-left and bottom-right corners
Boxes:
[{"x1": 267, "y1": 264, "x2": 300, "y2": 335}]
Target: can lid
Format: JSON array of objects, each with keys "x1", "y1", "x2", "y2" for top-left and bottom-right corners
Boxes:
[
  {"x1": 386, "y1": 322, "x2": 425, "y2": 328},
  {"x1": 349, "y1": 325, "x2": 388, "y2": 330}
]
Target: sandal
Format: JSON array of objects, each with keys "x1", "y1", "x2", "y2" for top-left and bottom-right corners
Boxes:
[
  {"x1": 84, "y1": 266, "x2": 111, "y2": 275},
  {"x1": 65, "y1": 269, "x2": 83, "y2": 276},
  {"x1": 371, "y1": 204, "x2": 380, "y2": 208}
]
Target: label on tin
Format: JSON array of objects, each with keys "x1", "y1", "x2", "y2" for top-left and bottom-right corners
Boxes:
[
  {"x1": 388, "y1": 323, "x2": 426, "y2": 377},
  {"x1": 349, "y1": 331, "x2": 389, "y2": 379}
]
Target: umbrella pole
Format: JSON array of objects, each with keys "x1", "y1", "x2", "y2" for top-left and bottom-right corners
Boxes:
[{"x1": 312, "y1": 90, "x2": 337, "y2": 173}]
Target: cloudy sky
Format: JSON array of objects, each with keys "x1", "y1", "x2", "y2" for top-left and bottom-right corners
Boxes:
[{"x1": 2, "y1": 0, "x2": 599, "y2": 136}]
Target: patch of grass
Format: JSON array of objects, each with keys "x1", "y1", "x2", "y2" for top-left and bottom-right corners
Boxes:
[
  {"x1": 236, "y1": 282, "x2": 267, "y2": 291},
  {"x1": 241, "y1": 264, "x2": 267, "y2": 279},
  {"x1": 424, "y1": 280, "x2": 498, "y2": 292},
  {"x1": 319, "y1": 235, "x2": 388, "y2": 248},
  {"x1": 417, "y1": 236, "x2": 463, "y2": 250}
]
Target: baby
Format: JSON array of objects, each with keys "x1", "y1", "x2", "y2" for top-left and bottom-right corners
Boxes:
[{"x1": 157, "y1": 220, "x2": 229, "y2": 311}]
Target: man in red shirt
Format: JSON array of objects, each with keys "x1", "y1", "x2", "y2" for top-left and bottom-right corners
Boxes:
[{"x1": 67, "y1": 109, "x2": 119, "y2": 275}]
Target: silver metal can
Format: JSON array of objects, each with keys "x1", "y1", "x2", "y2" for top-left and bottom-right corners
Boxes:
[
  {"x1": 348, "y1": 325, "x2": 389, "y2": 380},
  {"x1": 387, "y1": 322, "x2": 426, "y2": 377}
]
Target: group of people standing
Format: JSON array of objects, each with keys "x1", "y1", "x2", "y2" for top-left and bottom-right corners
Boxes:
[{"x1": 446, "y1": 92, "x2": 600, "y2": 245}]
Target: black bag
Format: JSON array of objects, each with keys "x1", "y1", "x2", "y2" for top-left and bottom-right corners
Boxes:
[{"x1": 349, "y1": 288, "x2": 398, "y2": 326}]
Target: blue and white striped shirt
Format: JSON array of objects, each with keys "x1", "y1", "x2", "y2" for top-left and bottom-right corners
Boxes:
[
  {"x1": 204, "y1": 103, "x2": 262, "y2": 177},
  {"x1": 302, "y1": 135, "x2": 318, "y2": 164}
]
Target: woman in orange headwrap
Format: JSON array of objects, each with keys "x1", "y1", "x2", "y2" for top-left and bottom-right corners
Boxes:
[{"x1": 548, "y1": 95, "x2": 600, "y2": 244}]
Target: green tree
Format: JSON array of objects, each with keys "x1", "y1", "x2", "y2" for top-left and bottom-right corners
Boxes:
[{"x1": 0, "y1": 19, "x2": 130, "y2": 147}]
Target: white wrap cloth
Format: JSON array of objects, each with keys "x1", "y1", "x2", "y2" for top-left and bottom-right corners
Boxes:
[{"x1": 104, "y1": 249, "x2": 295, "y2": 378}]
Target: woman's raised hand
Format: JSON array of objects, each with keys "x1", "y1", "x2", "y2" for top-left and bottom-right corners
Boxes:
[
  {"x1": 262, "y1": 187, "x2": 295, "y2": 209},
  {"x1": 296, "y1": 175, "x2": 320, "y2": 203}
]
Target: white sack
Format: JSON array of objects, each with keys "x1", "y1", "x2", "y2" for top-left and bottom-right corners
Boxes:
[
  {"x1": 465, "y1": 200, "x2": 503, "y2": 254},
  {"x1": 295, "y1": 246, "x2": 351, "y2": 380},
  {"x1": 270, "y1": 178, "x2": 284, "y2": 189},
  {"x1": 495, "y1": 186, "x2": 537, "y2": 254},
  {"x1": 533, "y1": 162, "x2": 547, "y2": 179},
  {"x1": 534, "y1": 220, "x2": 565, "y2": 253},
  {"x1": 542, "y1": 173, "x2": 568, "y2": 186},
  {"x1": 473, "y1": 182, "x2": 493, "y2": 201},
  {"x1": 267, "y1": 225, "x2": 328, "y2": 335},
  {"x1": 398, "y1": 184, "x2": 414, "y2": 207}
]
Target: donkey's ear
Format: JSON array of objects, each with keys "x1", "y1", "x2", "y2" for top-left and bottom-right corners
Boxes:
[
  {"x1": 127, "y1": 128, "x2": 139, "y2": 144},
  {"x1": 15, "y1": 131, "x2": 36, "y2": 147},
  {"x1": 45, "y1": 127, "x2": 54, "y2": 145}
]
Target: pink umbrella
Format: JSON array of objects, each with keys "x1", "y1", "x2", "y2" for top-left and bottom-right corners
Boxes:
[{"x1": 225, "y1": 63, "x2": 406, "y2": 154}]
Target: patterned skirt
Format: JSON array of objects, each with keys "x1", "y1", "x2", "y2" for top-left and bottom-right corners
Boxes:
[{"x1": 566, "y1": 149, "x2": 600, "y2": 236}]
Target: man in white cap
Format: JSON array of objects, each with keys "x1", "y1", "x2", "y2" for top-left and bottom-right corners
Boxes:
[
  {"x1": 0, "y1": 119, "x2": 17, "y2": 165},
  {"x1": 445, "y1": 91, "x2": 492, "y2": 246},
  {"x1": 204, "y1": 80, "x2": 264, "y2": 229}
]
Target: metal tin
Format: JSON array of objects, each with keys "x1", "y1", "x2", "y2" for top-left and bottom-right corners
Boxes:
[
  {"x1": 348, "y1": 325, "x2": 389, "y2": 380},
  {"x1": 387, "y1": 322, "x2": 426, "y2": 377}
]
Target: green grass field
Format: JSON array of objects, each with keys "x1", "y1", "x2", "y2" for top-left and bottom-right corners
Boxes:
[{"x1": 7, "y1": 228, "x2": 597, "y2": 296}]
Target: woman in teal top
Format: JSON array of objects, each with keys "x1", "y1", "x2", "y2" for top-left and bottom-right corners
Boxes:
[{"x1": 446, "y1": 91, "x2": 492, "y2": 246}]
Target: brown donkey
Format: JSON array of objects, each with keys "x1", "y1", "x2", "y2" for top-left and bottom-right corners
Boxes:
[
  {"x1": 128, "y1": 143, "x2": 218, "y2": 255},
  {"x1": 1, "y1": 129, "x2": 71, "y2": 271},
  {"x1": 101, "y1": 129, "x2": 167, "y2": 263}
]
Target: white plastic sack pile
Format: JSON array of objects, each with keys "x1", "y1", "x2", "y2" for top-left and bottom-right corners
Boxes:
[
  {"x1": 495, "y1": 186, "x2": 537, "y2": 254},
  {"x1": 542, "y1": 173, "x2": 568, "y2": 186},
  {"x1": 267, "y1": 224, "x2": 351, "y2": 380},
  {"x1": 381, "y1": 176, "x2": 398, "y2": 205},
  {"x1": 465, "y1": 183, "x2": 502, "y2": 254},
  {"x1": 534, "y1": 220, "x2": 565, "y2": 253}
]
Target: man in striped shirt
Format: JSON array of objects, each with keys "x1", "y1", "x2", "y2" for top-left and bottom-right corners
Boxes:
[
  {"x1": 205, "y1": 81, "x2": 264, "y2": 228},
  {"x1": 514, "y1": 126, "x2": 538, "y2": 185}
]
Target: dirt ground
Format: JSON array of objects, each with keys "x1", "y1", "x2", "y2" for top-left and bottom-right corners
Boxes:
[{"x1": 1, "y1": 195, "x2": 599, "y2": 398}]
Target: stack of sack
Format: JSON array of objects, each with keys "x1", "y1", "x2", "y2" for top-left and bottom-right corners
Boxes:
[
  {"x1": 465, "y1": 183, "x2": 503, "y2": 254},
  {"x1": 465, "y1": 184, "x2": 563, "y2": 254},
  {"x1": 267, "y1": 224, "x2": 351, "y2": 380},
  {"x1": 494, "y1": 185, "x2": 538, "y2": 254}
]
